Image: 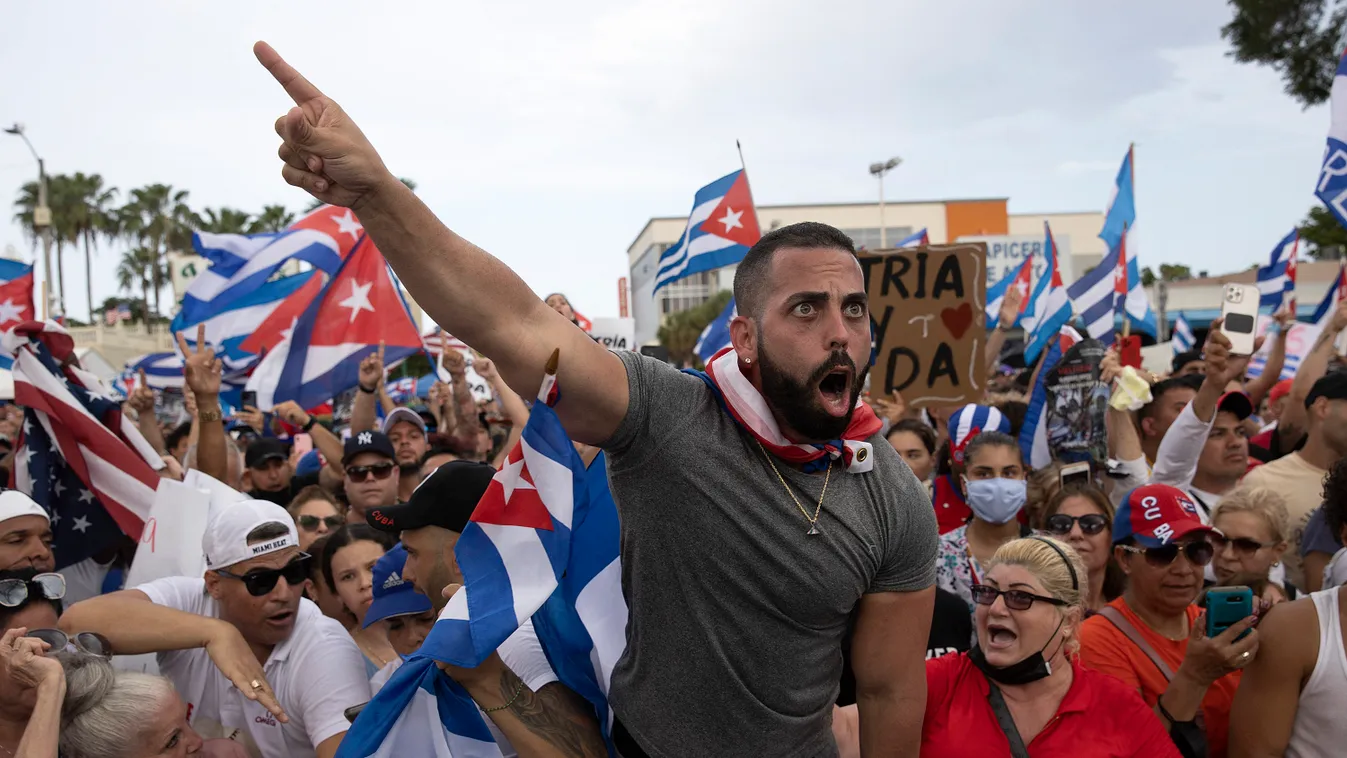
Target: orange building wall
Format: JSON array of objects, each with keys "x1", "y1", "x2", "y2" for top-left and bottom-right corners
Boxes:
[{"x1": 944, "y1": 200, "x2": 1008, "y2": 241}]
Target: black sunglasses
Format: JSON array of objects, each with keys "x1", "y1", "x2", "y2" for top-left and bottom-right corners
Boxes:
[
  {"x1": 970, "y1": 584, "x2": 1067, "y2": 611},
  {"x1": 216, "y1": 554, "x2": 312, "y2": 597},
  {"x1": 26, "y1": 628, "x2": 112, "y2": 658},
  {"x1": 0, "y1": 573, "x2": 65, "y2": 607},
  {"x1": 1119, "y1": 541, "x2": 1214, "y2": 568},
  {"x1": 296, "y1": 514, "x2": 344, "y2": 531},
  {"x1": 347, "y1": 463, "x2": 395, "y2": 483},
  {"x1": 1045, "y1": 513, "x2": 1110, "y2": 537},
  {"x1": 1210, "y1": 534, "x2": 1276, "y2": 556}
]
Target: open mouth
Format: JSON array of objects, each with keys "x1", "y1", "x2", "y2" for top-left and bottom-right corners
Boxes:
[
  {"x1": 818, "y1": 369, "x2": 852, "y2": 415},
  {"x1": 266, "y1": 610, "x2": 294, "y2": 626},
  {"x1": 986, "y1": 622, "x2": 1018, "y2": 649}
]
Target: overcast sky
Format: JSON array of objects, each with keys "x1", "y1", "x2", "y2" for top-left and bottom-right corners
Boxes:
[{"x1": 0, "y1": 1, "x2": 1331, "y2": 323}]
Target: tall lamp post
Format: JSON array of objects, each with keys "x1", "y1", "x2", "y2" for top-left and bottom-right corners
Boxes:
[
  {"x1": 869, "y1": 156, "x2": 901, "y2": 248},
  {"x1": 4, "y1": 123, "x2": 55, "y2": 319}
]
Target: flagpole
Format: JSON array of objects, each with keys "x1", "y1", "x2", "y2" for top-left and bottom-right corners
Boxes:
[{"x1": 736, "y1": 139, "x2": 759, "y2": 215}]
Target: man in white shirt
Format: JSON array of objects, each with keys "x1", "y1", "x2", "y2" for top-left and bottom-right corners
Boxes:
[
  {"x1": 61, "y1": 499, "x2": 370, "y2": 758},
  {"x1": 0, "y1": 491, "x2": 53, "y2": 572},
  {"x1": 368, "y1": 461, "x2": 604, "y2": 758}
]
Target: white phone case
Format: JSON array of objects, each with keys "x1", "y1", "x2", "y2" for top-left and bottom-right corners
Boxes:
[{"x1": 1219, "y1": 284, "x2": 1260, "y2": 355}]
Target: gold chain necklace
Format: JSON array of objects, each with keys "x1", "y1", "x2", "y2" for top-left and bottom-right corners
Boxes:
[{"x1": 756, "y1": 440, "x2": 832, "y2": 536}]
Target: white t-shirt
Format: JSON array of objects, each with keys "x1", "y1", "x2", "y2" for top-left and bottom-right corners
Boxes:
[
  {"x1": 366, "y1": 620, "x2": 558, "y2": 758},
  {"x1": 62, "y1": 556, "x2": 118, "y2": 606},
  {"x1": 137, "y1": 576, "x2": 371, "y2": 758}
]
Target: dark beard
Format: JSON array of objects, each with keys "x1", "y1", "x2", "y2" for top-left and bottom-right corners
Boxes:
[{"x1": 757, "y1": 344, "x2": 868, "y2": 442}]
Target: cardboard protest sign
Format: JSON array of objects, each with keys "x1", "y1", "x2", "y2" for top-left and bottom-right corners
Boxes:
[
  {"x1": 1044, "y1": 338, "x2": 1109, "y2": 464},
  {"x1": 589, "y1": 317, "x2": 636, "y2": 351},
  {"x1": 859, "y1": 244, "x2": 987, "y2": 408}
]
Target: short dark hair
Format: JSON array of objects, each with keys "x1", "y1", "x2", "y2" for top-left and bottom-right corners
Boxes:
[
  {"x1": 245, "y1": 522, "x2": 291, "y2": 544},
  {"x1": 1138, "y1": 374, "x2": 1203, "y2": 423},
  {"x1": 963, "y1": 431, "x2": 1022, "y2": 466},
  {"x1": 1172, "y1": 350, "x2": 1204, "y2": 374},
  {"x1": 321, "y1": 523, "x2": 395, "y2": 592},
  {"x1": 993, "y1": 400, "x2": 1028, "y2": 439},
  {"x1": 732, "y1": 222, "x2": 857, "y2": 319},
  {"x1": 164, "y1": 421, "x2": 192, "y2": 454},
  {"x1": 0, "y1": 568, "x2": 63, "y2": 631},
  {"x1": 887, "y1": 419, "x2": 937, "y2": 455}
]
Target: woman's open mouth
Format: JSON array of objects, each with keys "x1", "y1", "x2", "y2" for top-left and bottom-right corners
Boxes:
[{"x1": 986, "y1": 622, "x2": 1018, "y2": 650}]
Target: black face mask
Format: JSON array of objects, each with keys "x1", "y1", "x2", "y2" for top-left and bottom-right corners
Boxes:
[
  {"x1": 968, "y1": 614, "x2": 1067, "y2": 686},
  {"x1": 248, "y1": 487, "x2": 289, "y2": 506}
]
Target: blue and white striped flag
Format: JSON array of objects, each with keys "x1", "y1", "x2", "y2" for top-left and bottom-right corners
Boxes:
[
  {"x1": 179, "y1": 228, "x2": 343, "y2": 326},
  {"x1": 654, "y1": 171, "x2": 760, "y2": 293},
  {"x1": 1316, "y1": 49, "x2": 1347, "y2": 228},
  {"x1": 1171, "y1": 314, "x2": 1195, "y2": 356},
  {"x1": 170, "y1": 271, "x2": 315, "y2": 375},
  {"x1": 118, "y1": 352, "x2": 183, "y2": 393},
  {"x1": 894, "y1": 228, "x2": 929, "y2": 248},
  {"x1": 1020, "y1": 326, "x2": 1081, "y2": 468},
  {"x1": 1255, "y1": 229, "x2": 1299, "y2": 310},
  {"x1": 1077, "y1": 146, "x2": 1156, "y2": 340},
  {"x1": 1021, "y1": 222, "x2": 1074, "y2": 363},
  {"x1": 695, "y1": 297, "x2": 736, "y2": 364},
  {"x1": 985, "y1": 256, "x2": 1032, "y2": 330}
]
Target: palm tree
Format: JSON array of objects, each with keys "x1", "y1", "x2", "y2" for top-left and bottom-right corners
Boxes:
[
  {"x1": 121, "y1": 184, "x2": 192, "y2": 321},
  {"x1": 303, "y1": 177, "x2": 417, "y2": 212},
  {"x1": 197, "y1": 207, "x2": 253, "y2": 234},
  {"x1": 11, "y1": 181, "x2": 41, "y2": 251},
  {"x1": 116, "y1": 247, "x2": 157, "y2": 331},
  {"x1": 248, "y1": 204, "x2": 295, "y2": 234},
  {"x1": 65, "y1": 173, "x2": 118, "y2": 323}
]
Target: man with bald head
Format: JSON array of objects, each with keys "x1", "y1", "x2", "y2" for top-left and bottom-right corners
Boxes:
[{"x1": 252, "y1": 42, "x2": 937, "y2": 757}]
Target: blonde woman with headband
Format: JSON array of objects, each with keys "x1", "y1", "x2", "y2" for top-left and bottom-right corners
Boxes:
[{"x1": 834, "y1": 537, "x2": 1176, "y2": 757}]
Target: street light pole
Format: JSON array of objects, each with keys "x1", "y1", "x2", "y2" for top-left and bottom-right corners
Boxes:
[
  {"x1": 868, "y1": 157, "x2": 902, "y2": 248},
  {"x1": 5, "y1": 124, "x2": 54, "y2": 319}
]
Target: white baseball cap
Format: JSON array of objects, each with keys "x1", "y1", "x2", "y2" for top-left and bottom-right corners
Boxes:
[
  {"x1": 0, "y1": 491, "x2": 48, "y2": 525},
  {"x1": 382, "y1": 407, "x2": 427, "y2": 435},
  {"x1": 202, "y1": 499, "x2": 300, "y2": 571}
]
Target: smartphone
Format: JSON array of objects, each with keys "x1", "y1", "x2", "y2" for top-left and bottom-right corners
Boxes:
[
  {"x1": 241, "y1": 390, "x2": 258, "y2": 410},
  {"x1": 1205, "y1": 586, "x2": 1254, "y2": 640},
  {"x1": 344, "y1": 702, "x2": 366, "y2": 723},
  {"x1": 1059, "y1": 462, "x2": 1091, "y2": 489},
  {"x1": 1119, "y1": 334, "x2": 1142, "y2": 369},
  {"x1": 1220, "y1": 284, "x2": 1260, "y2": 355},
  {"x1": 292, "y1": 433, "x2": 314, "y2": 457}
]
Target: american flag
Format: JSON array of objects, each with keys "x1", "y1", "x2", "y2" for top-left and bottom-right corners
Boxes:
[{"x1": 5, "y1": 321, "x2": 162, "y2": 568}]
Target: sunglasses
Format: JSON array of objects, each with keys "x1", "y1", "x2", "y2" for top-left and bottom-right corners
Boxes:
[
  {"x1": 0, "y1": 573, "x2": 66, "y2": 607},
  {"x1": 1209, "y1": 534, "x2": 1276, "y2": 556},
  {"x1": 26, "y1": 628, "x2": 112, "y2": 658},
  {"x1": 970, "y1": 584, "x2": 1066, "y2": 611},
  {"x1": 216, "y1": 554, "x2": 312, "y2": 597},
  {"x1": 297, "y1": 514, "x2": 344, "y2": 531},
  {"x1": 1044, "y1": 513, "x2": 1110, "y2": 537},
  {"x1": 347, "y1": 463, "x2": 395, "y2": 483},
  {"x1": 1119, "y1": 541, "x2": 1214, "y2": 568}
]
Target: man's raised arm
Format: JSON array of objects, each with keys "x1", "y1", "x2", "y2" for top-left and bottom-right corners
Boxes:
[{"x1": 253, "y1": 42, "x2": 628, "y2": 444}]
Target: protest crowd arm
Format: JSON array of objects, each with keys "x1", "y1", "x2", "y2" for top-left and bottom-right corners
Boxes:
[
  {"x1": 61, "y1": 590, "x2": 228, "y2": 656},
  {"x1": 349, "y1": 385, "x2": 378, "y2": 435},
  {"x1": 193, "y1": 394, "x2": 229, "y2": 485},
  {"x1": 274, "y1": 402, "x2": 345, "y2": 477},
  {"x1": 479, "y1": 358, "x2": 529, "y2": 469},
  {"x1": 983, "y1": 287, "x2": 1022, "y2": 385},
  {"x1": 136, "y1": 407, "x2": 167, "y2": 456},
  {"x1": 1150, "y1": 323, "x2": 1238, "y2": 490},
  {"x1": 1242, "y1": 311, "x2": 1289, "y2": 407},
  {"x1": 851, "y1": 588, "x2": 932, "y2": 757},
  {"x1": 1280, "y1": 302, "x2": 1347, "y2": 448},
  {"x1": 350, "y1": 344, "x2": 385, "y2": 434}
]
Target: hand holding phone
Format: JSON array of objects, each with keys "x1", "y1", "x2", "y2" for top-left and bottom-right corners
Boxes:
[
  {"x1": 1218, "y1": 284, "x2": 1259, "y2": 355},
  {"x1": 1205, "y1": 586, "x2": 1254, "y2": 640}
]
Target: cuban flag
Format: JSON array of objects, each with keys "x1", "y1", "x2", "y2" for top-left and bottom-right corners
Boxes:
[
  {"x1": 1316, "y1": 49, "x2": 1347, "y2": 228},
  {"x1": 1019, "y1": 325, "x2": 1082, "y2": 468},
  {"x1": 894, "y1": 228, "x2": 929, "y2": 248},
  {"x1": 654, "y1": 170, "x2": 761, "y2": 293},
  {"x1": 171, "y1": 271, "x2": 315, "y2": 376},
  {"x1": 385, "y1": 376, "x2": 417, "y2": 404},
  {"x1": 1021, "y1": 223, "x2": 1074, "y2": 363},
  {"x1": 1314, "y1": 261, "x2": 1347, "y2": 328},
  {"x1": 120, "y1": 353, "x2": 184, "y2": 392},
  {"x1": 245, "y1": 235, "x2": 423, "y2": 411},
  {"x1": 5, "y1": 321, "x2": 163, "y2": 567},
  {"x1": 1172, "y1": 314, "x2": 1196, "y2": 355},
  {"x1": 0, "y1": 260, "x2": 36, "y2": 370},
  {"x1": 695, "y1": 297, "x2": 736, "y2": 364},
  {"x1": 1090, "y1": 146, "x2": 1157, "y2": 337},
  {"x1": 1255, "y1": 229, "x2": 1300, "y2": 311},
  {"x1": 985, "y1": 255, "x2": 1032, "y2": 330}
]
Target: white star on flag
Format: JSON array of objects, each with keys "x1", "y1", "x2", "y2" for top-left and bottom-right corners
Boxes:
[
  {"x1": 333, "y1": 209, "x2": 364, "y2": 242},
  {"x1": 0, "y1": 298, "x2": 25, "y2": 324},
  {"x1": 71, "y1": 516, "x2": 91, "y2": 533},
  {"x1": 53, "y1": 480, "x2": 65, "y2": 497},
  {"x1": 78, "y1": 488, "x2": 95, "y2": 504},
  {"x1": 50, "y1": 511, "x2": 60, "y2": 526},
  {"x1": 718, "y1": 207, "x2": 744, "y2": 234},
  {"x1": 338, "y1": 280, "x2": 376, "y2": 324},
  {"x1": 498, "y1": 449, "x2": 536, "y2": 503}
]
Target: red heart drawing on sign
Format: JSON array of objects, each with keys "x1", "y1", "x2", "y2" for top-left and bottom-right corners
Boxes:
[{"x1": 941, "y1": 303, "x2": 973, "y2": 339}]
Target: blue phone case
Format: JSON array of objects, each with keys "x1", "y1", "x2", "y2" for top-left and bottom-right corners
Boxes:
[{"x1": 1206, "y1": 587, "x2": 1254, "y2": 640}]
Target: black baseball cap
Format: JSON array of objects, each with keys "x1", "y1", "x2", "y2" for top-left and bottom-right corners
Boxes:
[
  {"x1": 367, "y1": 460, "x2": 495, "y2": 534},
  {"x1": 343, "y1": 430, "x2": 396, "y2": 464},
  {"x1": 1306, "y1": 372, "x2": 1347, "y2": 408},
  {"x1": 244, "y1": 438, "x2": 290, "y2": 470},
  {"x1": 1171, "y1": 350, "x2": 1204, "y2": 374},
  {"x1": 1216, "y1": 391, "x2": 1253, "y2": 421}
]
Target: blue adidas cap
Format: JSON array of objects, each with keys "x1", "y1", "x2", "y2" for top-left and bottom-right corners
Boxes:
[{"x1": 362, "y1": 543, "x2": 432, "y2": 629}]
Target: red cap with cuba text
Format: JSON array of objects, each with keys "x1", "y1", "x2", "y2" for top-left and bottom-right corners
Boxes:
[{"x1": 1112, "y1": 484, "x2": 1217, "y2": 548}]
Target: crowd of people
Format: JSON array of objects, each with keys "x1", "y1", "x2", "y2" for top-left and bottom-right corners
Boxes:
[{"x1": 1, "y1": 41, "x2": 1347, "y2": 757}]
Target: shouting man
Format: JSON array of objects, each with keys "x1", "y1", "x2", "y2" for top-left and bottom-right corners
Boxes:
[{"x1": 255, "y1": 42, "x2": 938, "y2": 758}]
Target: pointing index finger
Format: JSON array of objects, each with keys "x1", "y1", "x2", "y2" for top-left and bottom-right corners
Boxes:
[{"x1": 253, "y1": 41, "x2": 325, "y2": 106}]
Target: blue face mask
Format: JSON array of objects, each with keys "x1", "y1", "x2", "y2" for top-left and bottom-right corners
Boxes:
[{"x1": 963, "y1": 477, "x2": 1026, "y2": 525}]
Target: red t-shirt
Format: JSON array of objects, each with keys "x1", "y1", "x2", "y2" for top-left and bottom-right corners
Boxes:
[
  {"x1": 921, "y1": 653, "x2": 1178, "y2": 758},
  {"x1": 932, "y1": 474, "x2": 971, "y2": 534}
]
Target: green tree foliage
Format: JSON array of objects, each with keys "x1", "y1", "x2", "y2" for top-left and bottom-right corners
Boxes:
[
  {"x1": 1300, "y1": 205, "x2": 1347, "y2": 259},
  {"x1": 657, "y1": 289, "x2": 734, "y2": 367},
  {"x1": 1222, "y1": 0, "x2": 1347, "y2": 107}
]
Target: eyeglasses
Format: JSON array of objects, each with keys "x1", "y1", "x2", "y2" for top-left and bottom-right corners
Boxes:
[
  {"x1": 1209, "y1": 534, "x2": 1276, "y2": 555},
  {"x1": 25, "y1": 628, "x2": 112, "y2": 658},
  {"x1": 216, "y1": 554, "x2": 312, "y2": 597},
  {"x1": 0, "y1": 573, "x2": 66, "y2": 607},
  {"x1": 970, "y1": 584, "x2": 1067, "y2": 611},
  {"x1": 1044, "y1": 513, "x2": 1110, "y2": 537},
  {"x1": 296, "y1": 514, "x2": 344, "y2": 532},
  {"x1": 1119, "y1": 541, "x2": 1215, "y2": 568},
  {"x1": 346, "y1": 463, "x2": 395, "y2": 483}
]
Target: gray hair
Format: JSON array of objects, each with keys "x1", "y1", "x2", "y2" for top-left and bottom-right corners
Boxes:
[{"x1": 55, "y1": 651, "x2": 178, "y2": 758}]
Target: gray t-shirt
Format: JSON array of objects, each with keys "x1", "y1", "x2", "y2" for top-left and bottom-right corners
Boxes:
[{"x1": 602, "y1": 351, "x2": 938, "y2": 757}]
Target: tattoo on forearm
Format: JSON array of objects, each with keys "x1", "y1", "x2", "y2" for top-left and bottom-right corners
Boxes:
[{"x1": 497, "y1": 670, "x2": 607, "y2": 758}]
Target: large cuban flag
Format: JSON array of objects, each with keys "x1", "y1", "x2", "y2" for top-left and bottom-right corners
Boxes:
[
  {"x1": 1255, "y1": 229, "x2": 1299, "y2": 311},
  {"x1": 1317, "y1": 48, "x2": 1347, "y2": 228},
  {"x1": 985, "y1": 255, "x2": 1032, "y2": 330},
  {"x1": 1021, "y1": 222, "x2": 1073, "y2": 363},
  {"x1": 0, "y1": 259, "x2": 35, "y2": 370},
  {"x1": 654, "y1": 170, "x2": 761, "y2": 293},
  {"x1": 695, "y1": 297, "x2": 736, "y2": 364}
]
